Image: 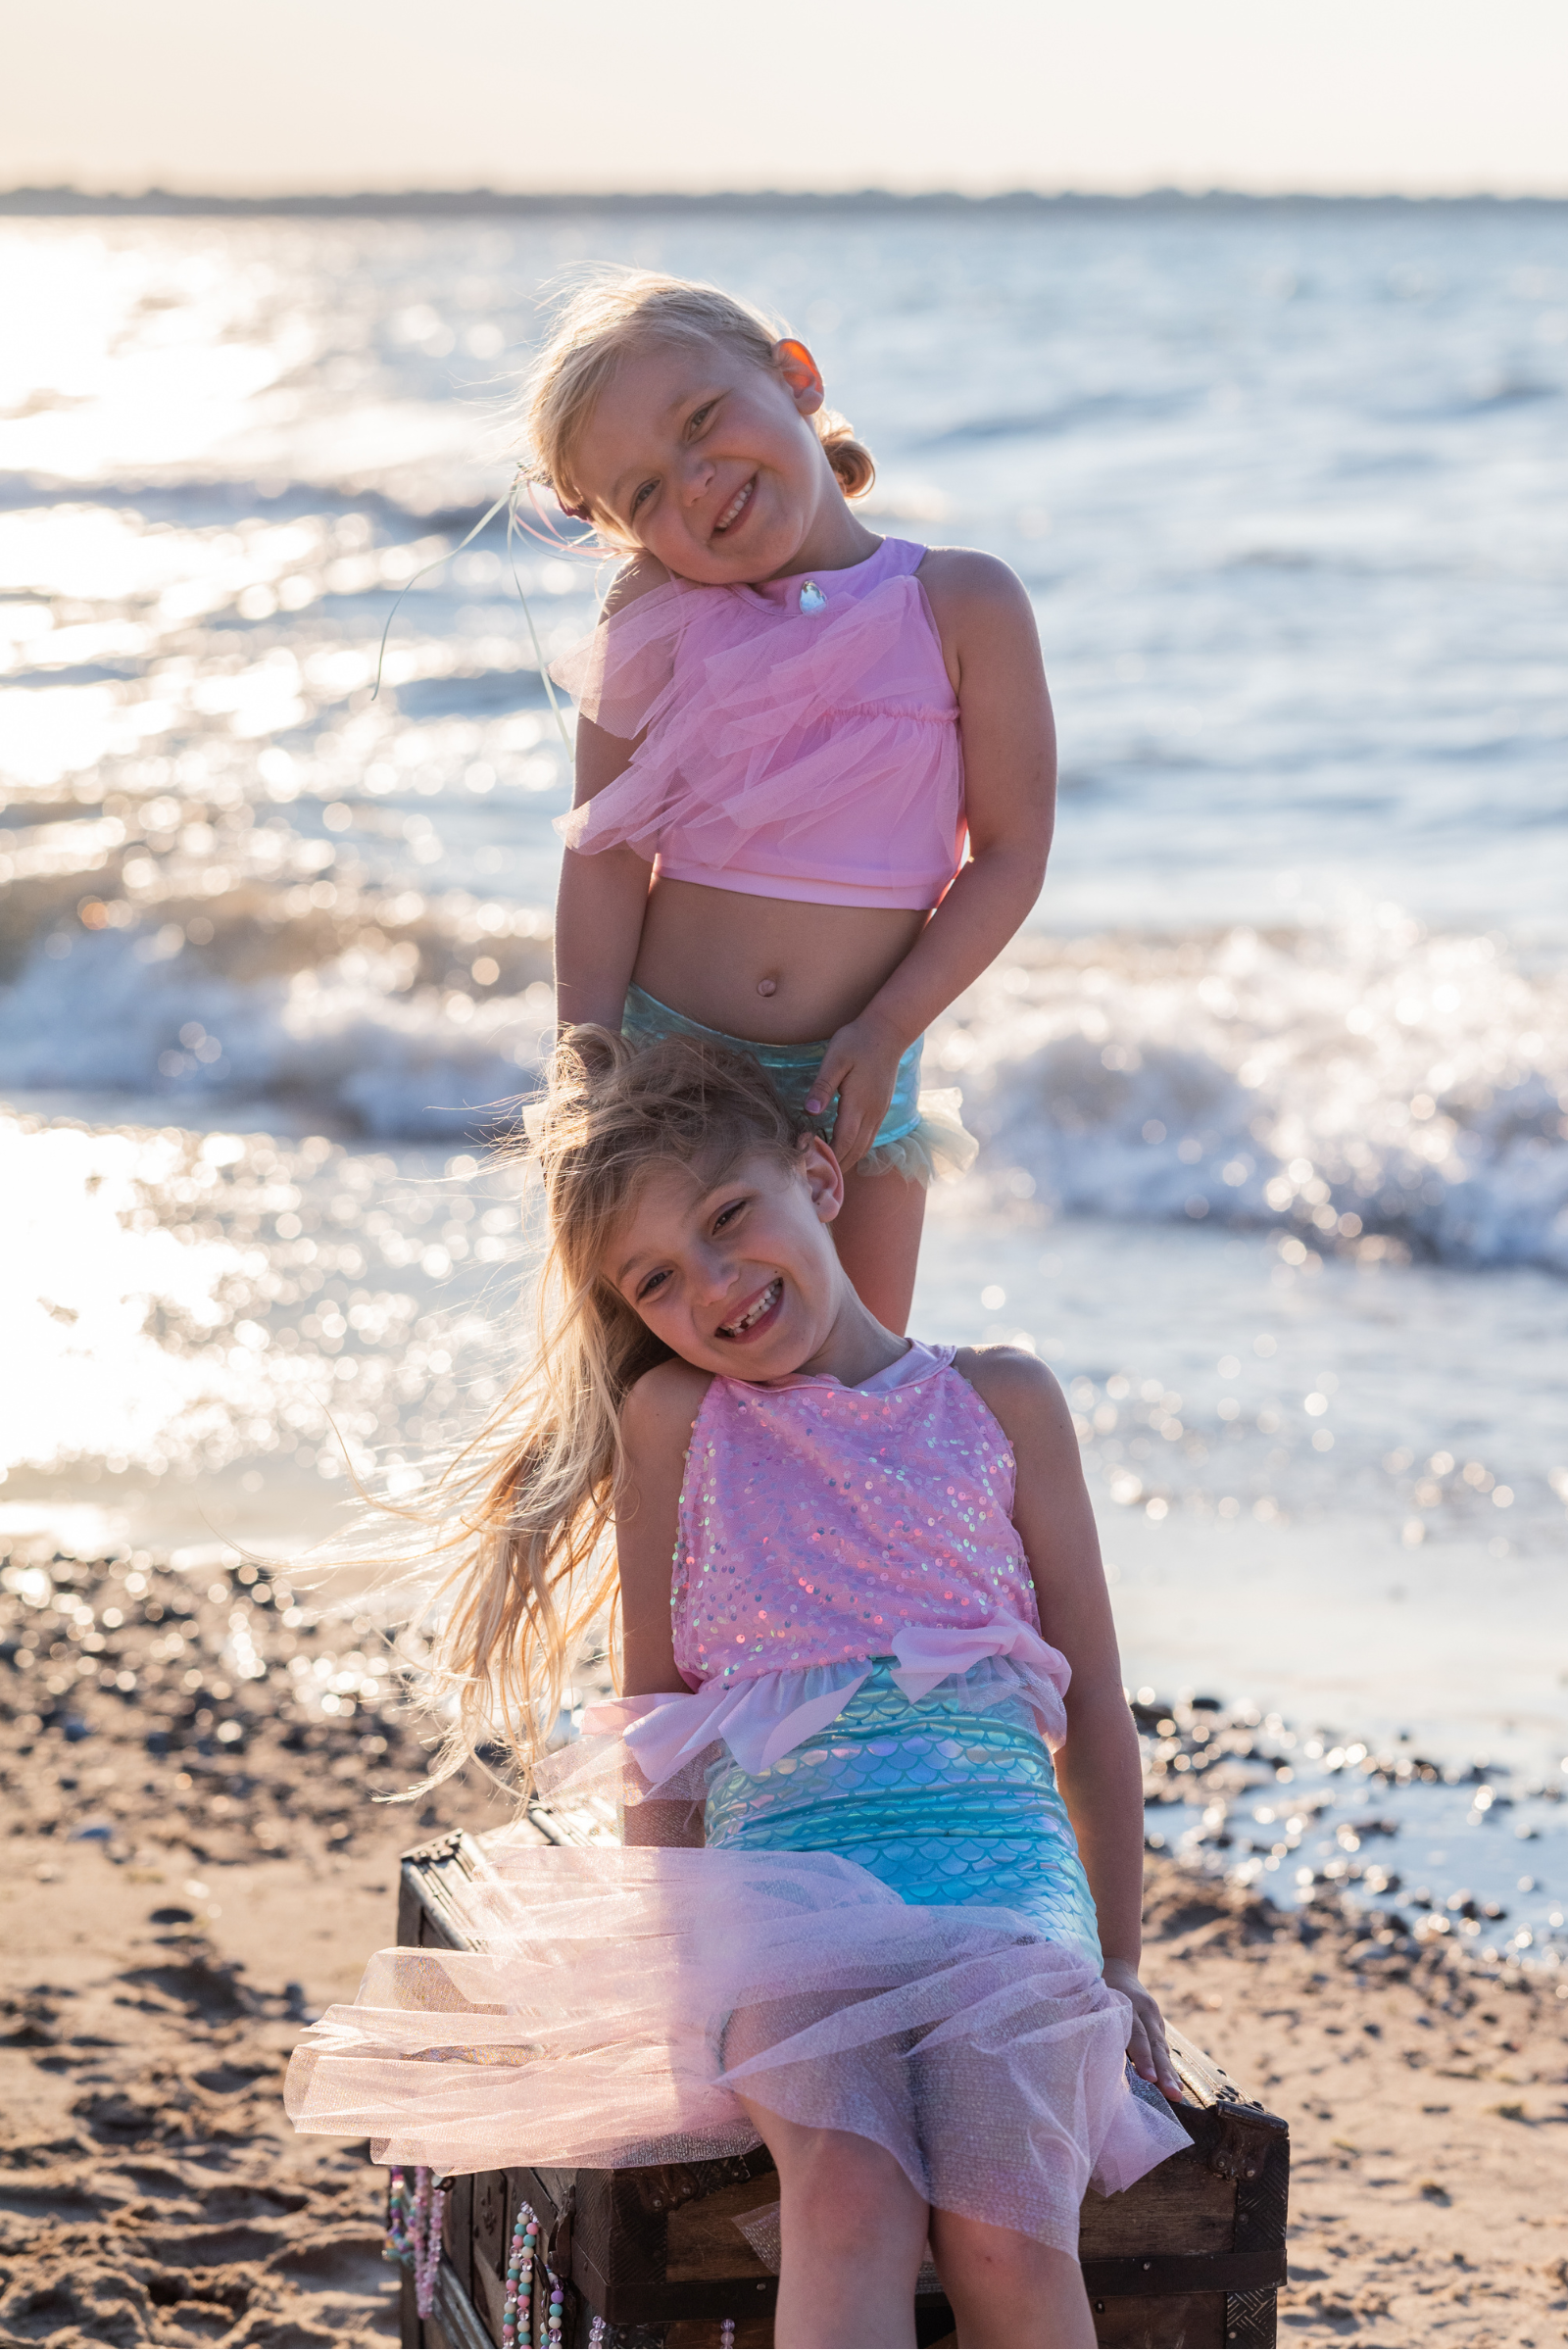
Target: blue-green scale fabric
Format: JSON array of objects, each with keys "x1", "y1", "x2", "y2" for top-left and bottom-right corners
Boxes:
[
  {"x1": 704, "y1": 1660, "x2": 1103, "y2": 1967},
  {"x1": 622, "y1": 981, "x2": 924, "y2": 1150}
]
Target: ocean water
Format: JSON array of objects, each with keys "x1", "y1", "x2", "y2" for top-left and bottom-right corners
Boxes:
[{"x1": 2, "y1": 201, "x2": 1565, "y2": 1951}]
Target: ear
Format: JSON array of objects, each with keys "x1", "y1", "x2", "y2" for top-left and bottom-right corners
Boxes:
[
  {"x1": 799, "y1": 1133, "x2": 845, "y2": 1225},
  {"x1": 773, "y1": 337, "x2": 825, "y2": 419}
]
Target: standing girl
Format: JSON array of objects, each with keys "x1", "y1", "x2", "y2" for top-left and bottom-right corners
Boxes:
[
  {"x1": 287, "y1": 1032, "x2": 1188, "y2": 2350},
  {"x1": 535, "y1": 270, "x2": 1056, "y2": 1332}
]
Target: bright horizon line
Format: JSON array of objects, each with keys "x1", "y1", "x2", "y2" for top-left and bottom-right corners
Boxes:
[{"x1": 9, "y1": 181, "x2": 1568, "y2": 206}]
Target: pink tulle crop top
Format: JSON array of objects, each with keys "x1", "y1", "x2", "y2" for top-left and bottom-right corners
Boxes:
[{"x1": 550, "y1": 536, "x2": 966, "y2": 911}]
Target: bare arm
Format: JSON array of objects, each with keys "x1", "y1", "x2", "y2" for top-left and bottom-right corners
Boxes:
[
  {"x1": 554, "y1": 799, "x2": 652, "y2": 1033},
  {"x1": 808, "y1": 553, "x2": 1055, "y2": 1166},
  {"x1": 614, "y1": 1358, "x2": 710, "y2": 1847},
  {"x1": 958, "y1": 1346, "x2": 1183, "y2": 2102},
  {"x1": 552, "y1": 560, "x2": 665, "y2": 1034}
]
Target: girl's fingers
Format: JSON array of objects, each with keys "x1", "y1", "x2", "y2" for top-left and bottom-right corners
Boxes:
[
  {"x1": 1138, "y1": 2006, "x2": 1185, "y2": 2103},
  {"x1": 833, "y1": 1080, "x2": 894, "y2": 1171},
  {"x1": 833, "y1": 1112, "x2": 871, "y2": 1169},
  {"x1": 805, "y1": 1028, "x2": 897, "y2": 1164},
  {"x1": 803, "y1": 1047, "x2": 852, "y2": 1119},
  {"x1": 1110, "y1": 1970, "x2": 1188, "y2": 2103}
]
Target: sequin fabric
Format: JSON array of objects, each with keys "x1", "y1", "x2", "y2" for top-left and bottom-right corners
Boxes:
[
  {"x1": 672, "y1": 1345, "x2": 1038, "y2": 1689},
  {"x1": 705, "y1": 1660, "x2": 1103, "y2": 1967}
]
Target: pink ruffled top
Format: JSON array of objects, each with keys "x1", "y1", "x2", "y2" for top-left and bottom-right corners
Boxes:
[
  {"x1": 549, "y1": 536, "x2": 965, "y2": 911},
  {"x1": 543, "y1": 1343, "x2": 1073, "y2": 1804}
]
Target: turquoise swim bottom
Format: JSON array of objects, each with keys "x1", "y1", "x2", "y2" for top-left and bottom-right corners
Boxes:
[
  {"x1": 621, "y1": 983, "x2": 977, "y2": 1185},
  {"x1": 704, "y1": 1660, "x2": 1103, "y2": 1968}
]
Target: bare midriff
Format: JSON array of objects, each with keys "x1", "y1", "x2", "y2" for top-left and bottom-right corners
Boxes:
[{"x1": 632, "y1": 877, "x2": 927, "y2": 1044}]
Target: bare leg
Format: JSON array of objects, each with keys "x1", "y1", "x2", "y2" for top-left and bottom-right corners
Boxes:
[
  {"x1": 832, "y1": 1163, "x2": 926, "y2": 1334},
  {"x1": 736, "y1": 2098, "x2": 928, "y2": 2349},
  {"x1": 928, "y1": 2207, "x2": 1096, "y2": 2350}
]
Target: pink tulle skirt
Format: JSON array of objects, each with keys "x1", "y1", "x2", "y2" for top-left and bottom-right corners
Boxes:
[{"x1": 284, "y1": 1839, "x2": 1189, "y2": 2252}]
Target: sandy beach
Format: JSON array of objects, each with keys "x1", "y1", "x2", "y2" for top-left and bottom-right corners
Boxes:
[{"x1": 3, "y1": 1542, "x2": 1564, "y2": 2351}]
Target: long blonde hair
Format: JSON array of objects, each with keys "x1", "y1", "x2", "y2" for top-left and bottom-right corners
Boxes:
[
  {"x1": 522, "y1": 269, "x2": 876, "y2": 539},
  {"x1": 421, "y1": 1025, "x2": 810, "y2": 1791}
]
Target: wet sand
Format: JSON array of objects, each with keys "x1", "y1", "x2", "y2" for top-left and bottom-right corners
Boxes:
[{"x1": 2, "y1": 1545, "x2": 1564, "y2": 2350}]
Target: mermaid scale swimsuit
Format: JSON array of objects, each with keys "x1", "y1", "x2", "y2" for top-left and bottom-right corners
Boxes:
[
  {"x1": 284, "y1": 1342, "x2": 1188, "y2": 2247},
  {"x1": 706, "y1": 1661, "x2": 1103, "y2": 1964}
]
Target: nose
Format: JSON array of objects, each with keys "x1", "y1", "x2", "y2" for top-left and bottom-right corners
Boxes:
[
  {"x1": 692, "y1": 1241, "x2": 738, "y2": 1306},
  {"x1": 681, "y1": 450, "x2": 716, "y2": 507}
]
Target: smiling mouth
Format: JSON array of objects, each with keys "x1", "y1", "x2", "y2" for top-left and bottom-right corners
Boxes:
[
  {"x1": 716, "y1": 1277, "x2": 781, "y2": 1338},
  {"x1": 712, "y1": 476, "x2": 755, "y2": 534}
]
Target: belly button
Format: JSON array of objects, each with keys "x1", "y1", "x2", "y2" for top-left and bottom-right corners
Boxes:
[{"x1": 756, "y1": 976, "x2": 778, "y2": 998}]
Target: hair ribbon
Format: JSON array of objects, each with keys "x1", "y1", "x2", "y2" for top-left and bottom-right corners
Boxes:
[{"x1": 370, "y1": 470, "x2": 596, "y2": 754}]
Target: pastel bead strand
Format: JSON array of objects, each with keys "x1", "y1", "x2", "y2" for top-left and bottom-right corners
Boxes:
[
  {"x1": 501, "y1": 2199, "x2": 540, "y2": 2348},
  {"x1": 411, "y1": 2169, "x2": 449, "y2": 2319},
  {"x1": 382, "y1": 2166, "x2": 413, "y2": 2269}
]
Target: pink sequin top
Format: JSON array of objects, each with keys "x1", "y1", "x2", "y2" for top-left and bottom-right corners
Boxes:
[
  {"x1": 549, "y1": 537, "x2": 965, "y2": 911},
  {"x1": 539, "y1": 1344, "x2": 1075, "y2": 1803},
  {"x1": 673, "y1": 1342, "x2": 1035, "y2": 1684}
]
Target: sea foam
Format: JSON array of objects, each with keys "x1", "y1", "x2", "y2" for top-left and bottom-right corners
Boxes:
[{"x1": 4, "y1": 906, "x2": 1563, "y2": 1273}]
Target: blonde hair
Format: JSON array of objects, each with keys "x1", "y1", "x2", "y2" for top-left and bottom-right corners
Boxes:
[
  {"x1": 522, "y1": 269, "x2": 875, "y2": 538},
  {"x1": 419, "y1": 1026, "x2": 811, "y2": 1792}
]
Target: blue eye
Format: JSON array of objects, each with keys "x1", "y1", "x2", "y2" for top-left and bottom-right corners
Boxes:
[
  {"x1": 630, "y1": 480, "x2": 657, "y2": 514},
  {"x1": 636, "y1": 1267, "x2": 670, "y2": 1301}
]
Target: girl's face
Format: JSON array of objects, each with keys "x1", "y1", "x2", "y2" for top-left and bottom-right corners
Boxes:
[
  {"x1": 571, "y1": 335, "x2": 839, "y2": 584},
  {"x1": 606, "y1": 1140, "x2": 849, "y2": 1379}
]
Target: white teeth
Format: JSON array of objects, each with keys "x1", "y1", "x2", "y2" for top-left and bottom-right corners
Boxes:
[
  {"x1": 715, "y1": 479, "x2": 752, "y2": 531},
  {"x1": 719, "y1": 1278, "x2": 780, "y2": 1337}
]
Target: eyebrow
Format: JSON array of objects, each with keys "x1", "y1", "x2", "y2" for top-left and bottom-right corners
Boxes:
[{"x1": 611, "y1": 1164, "x2": 739, "y2": 1284}]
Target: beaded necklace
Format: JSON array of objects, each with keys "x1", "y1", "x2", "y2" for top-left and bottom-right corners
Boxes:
[
  {"x1": 381, "y1": 2165, "x2": 449, "y2": 2320},
  {"x1": 501, "y1": 2198, "x2": 564, "y2": 2348},
  {"x1": 386, "y1": 2166, "x2": 737, "y2": 2344}
]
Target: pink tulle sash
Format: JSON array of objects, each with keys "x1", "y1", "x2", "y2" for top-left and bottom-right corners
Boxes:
[
  {"x1": 283, "y1": 1841, "x2": 1190, "y2": 2249},
  {"x1": 535, "y1": 1624, "x2": 1072, "y2": 1807}
]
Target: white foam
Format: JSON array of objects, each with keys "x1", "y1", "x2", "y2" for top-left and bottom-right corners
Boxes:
[
  {"x1": 0, "y1": 930, "x2": 549, "y2": 1140},
  {"x1": 935, "y1": 913, "x2": 1568, "y2": 1272},
  {"x1": 4, "y1": 911, "x2": 1565, "y2": 1270}
]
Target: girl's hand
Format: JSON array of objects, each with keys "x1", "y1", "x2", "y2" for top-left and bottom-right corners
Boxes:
[
  {"x1": 1103, "y1": 1957, "x2": 1186, "y2": 2104},
  {"x1": 805, "y1": 1012, "x2": 906, "y2": 1170}
]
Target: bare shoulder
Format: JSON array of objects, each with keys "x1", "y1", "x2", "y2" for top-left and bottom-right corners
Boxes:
[
  {"x1": 599, "y1": 552, "x2": 672, "y2": 621},
  {"x1": 952, "y1": 1344, "x2": 1075, "y2": 1451},
  {"x1": 620, "y1": 1354, "x2": 710, "y2": 1464},
  {"x1": 914, "y1": 549, "x2": 1041, "y2": 688},
  {"x1": 916, "y1": 546, "x2": 1035, "y2": 626}
]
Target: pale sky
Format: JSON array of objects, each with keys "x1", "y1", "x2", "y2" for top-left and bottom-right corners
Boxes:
[{"x1": 8, "y1": 0, "x2": 1568, "y2": 198}]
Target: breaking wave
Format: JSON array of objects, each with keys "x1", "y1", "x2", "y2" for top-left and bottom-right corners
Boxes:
[
  {"x1": 938, "y1": 913, "x2": 1568, "y2": 1274},
  {"x1": 3, "y1": 896, "x2": 1564, "y2": 1271}
]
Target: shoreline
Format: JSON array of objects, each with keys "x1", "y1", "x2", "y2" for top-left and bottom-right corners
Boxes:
[{"x1": 2, "y1": 1543, "x2": 1565, "y2": 2349}]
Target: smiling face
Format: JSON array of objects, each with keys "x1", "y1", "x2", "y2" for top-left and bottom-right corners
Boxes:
[
  {"x1": 569, "y1": 333, "x2": 856, "y2": 584},
  {"x1": 606, "y1": 1140, "x2": 853, "y2": 1379}
]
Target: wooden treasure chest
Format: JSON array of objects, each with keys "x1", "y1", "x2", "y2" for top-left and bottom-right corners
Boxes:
[{"x1": 393, "y1": 1821, "x2": 1289, "y2": 2350}]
